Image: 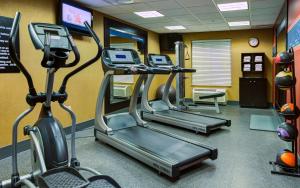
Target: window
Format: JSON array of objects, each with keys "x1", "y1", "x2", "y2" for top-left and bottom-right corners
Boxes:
[{"x1": 192, "y1": 40, "x2": 232, "y2": 86}]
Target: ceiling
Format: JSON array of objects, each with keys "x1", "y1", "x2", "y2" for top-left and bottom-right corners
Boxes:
[{"x1": 74, "y1": 0, "x2": 285, "y2": 33}]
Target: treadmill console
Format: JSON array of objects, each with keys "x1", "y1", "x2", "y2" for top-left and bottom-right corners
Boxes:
[
  {"x1": 148, "y1": 53, "x2": 196, "y2": 73},
  {"x1": 148, "y1": 54, "x2": 173, "y2": 67},
  {"x1": 103, "y1": 48, "x2": 142, "y2": 66},
  {"x1": 29, "y1": 23, "x2": 72, "y2": 51}
]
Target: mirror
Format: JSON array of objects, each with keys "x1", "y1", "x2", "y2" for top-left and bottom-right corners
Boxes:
[
  {"x1": 109, "y1": 30, "x2": 145, "y2": 104},
  {"x1": 104, "y1": 18, "x2": 148, "y2": 113}
]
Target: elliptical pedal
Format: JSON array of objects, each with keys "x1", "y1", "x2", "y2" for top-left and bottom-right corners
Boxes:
[
  {"x1": 37, "y1": 167, "x2": 122, "y2": 188},
  {"x1": 87, "y1": 176, "x2": 121, "y2": 188},
  {"x1": 38, "y1": 167, "x2": 89, "y2": 188}
]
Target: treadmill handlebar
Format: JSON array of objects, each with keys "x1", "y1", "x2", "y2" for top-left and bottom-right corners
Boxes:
[
  {"x1": 108, "y1": 64, "x2": 171, "y2": 75},
  {"x1": 173, "y1": 66, "x2": 196, "y2": 73},
  {"x1": 148, "y1": 67, "x2": 171, "y2": 74}
]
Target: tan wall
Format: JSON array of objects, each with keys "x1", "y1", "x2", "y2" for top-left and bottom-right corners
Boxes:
[
  {"x1": 0, "y1": 1, "x2": 272, "y2": 148},
  {"x1": 0, "y1": 0, "x2": 160, "y2": 148},
  {"x1": 160, "y1": 29, "x2": 274, "y2": 102}
]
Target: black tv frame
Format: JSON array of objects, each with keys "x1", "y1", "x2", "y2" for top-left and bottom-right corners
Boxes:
[{"x1": 58, "y1": 0, "x2": 93, "y2": 36}]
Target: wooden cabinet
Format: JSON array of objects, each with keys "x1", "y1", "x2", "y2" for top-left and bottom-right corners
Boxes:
[{"x1": 239, "y1": 77, "x2": 268, "y2": 108}]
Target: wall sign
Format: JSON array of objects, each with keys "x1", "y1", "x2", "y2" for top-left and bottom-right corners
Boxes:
[{"x1": 0, "y1": 16, "x2": 20, "y2": 73}]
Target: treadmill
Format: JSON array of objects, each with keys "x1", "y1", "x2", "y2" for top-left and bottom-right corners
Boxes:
[
  {"x1": 94, "y1": 48, "x2": 217, "y2": 178},
  {"x1": 141, "y1": 54, "x2": 231, "y2": 134}
]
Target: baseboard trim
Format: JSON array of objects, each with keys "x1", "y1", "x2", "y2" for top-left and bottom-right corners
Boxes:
[
  {"x1": 227, "y1": 100, "x2": 239, "y2": 105},
  {"x1": 0, "y1": 119, "x2": 94, "y2": 160},
  {"x1": 227, "y1": 100, "x2": 272, "y2": 108}
]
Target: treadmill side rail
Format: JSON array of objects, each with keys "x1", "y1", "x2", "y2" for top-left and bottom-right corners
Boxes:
[
  {"x1": 173, "y1": 108, "x2": 232, "y2": 127},
  {"x1": 142, "y1": 110, "x2": 228, "y2": 134},
  {"x1": 146, "y1": 126, "x2": 218, "y2": 160}
]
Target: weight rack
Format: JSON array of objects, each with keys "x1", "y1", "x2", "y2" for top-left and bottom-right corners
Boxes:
[{"x1": 270, "y1": 47, "x2": 300, "y2": 177}]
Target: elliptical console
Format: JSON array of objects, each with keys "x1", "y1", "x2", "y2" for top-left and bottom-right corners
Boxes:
[{"x1": 29, "y1": 23, "x2": 79, "y2": 68}]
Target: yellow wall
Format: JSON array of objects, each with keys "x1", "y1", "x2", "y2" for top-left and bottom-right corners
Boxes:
[
  {"x1": 0, "y1": 0, "x2": 160, "y2": 148},
  {"x1": 161, "y1": 29, "x2": 274, "y2": 102},
  {"x1": 0, "y1": 0, "x2": 272, "y2": 148}
]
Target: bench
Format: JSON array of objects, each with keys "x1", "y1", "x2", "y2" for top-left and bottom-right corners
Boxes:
[{"x1": 183, "y1": 91, "x2": 226, "y2": 113}]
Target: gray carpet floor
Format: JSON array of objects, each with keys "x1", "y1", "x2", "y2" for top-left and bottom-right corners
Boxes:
[{"x1": 1, "y1": 105, "x2": 300, "y2": 188}]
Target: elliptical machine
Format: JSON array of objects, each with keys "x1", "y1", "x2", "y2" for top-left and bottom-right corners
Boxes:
[{"x1": 1, "y1": 12, "x2": 121, "y2": 188}]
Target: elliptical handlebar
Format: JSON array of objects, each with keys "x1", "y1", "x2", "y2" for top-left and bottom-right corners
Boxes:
[
  {"x1": 84, "y1": 21, "x2": 101, "y2": 46},
  {"x1": 63, "y1": 32, "x2": 80, "y2": 68},
  {"x1": 9, "y1": 12, "x2": 102, "y2": 103},
  {"x1": 40, "y1": 32, "x2": 51, "y2": 68},
  {"x1": 58, "y1": 21, "x2": 103, "y2": 94},
  {"x1": 9, "y1": 12, "x2": 37, "y2": 96}
]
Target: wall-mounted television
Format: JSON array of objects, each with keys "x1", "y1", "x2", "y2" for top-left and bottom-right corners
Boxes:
[{"x1": 59, "y1": 0, "x2": 93, "y2": 35}]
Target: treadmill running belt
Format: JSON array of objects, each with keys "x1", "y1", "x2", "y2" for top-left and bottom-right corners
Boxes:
[
  {"x1": 157, "y1": 110, "x2": 227, "y2": 126},
  {"x1": 113, "y1": 126, "x2": 211, "y2": 164}
]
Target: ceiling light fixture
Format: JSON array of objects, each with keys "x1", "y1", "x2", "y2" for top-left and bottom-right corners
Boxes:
[
  {"x1": 134, "y1": 11, "x2": 164, "y2": 18},
  {"x1": 228, "y1": 21, "x2": 250, "y2": 26},
  {"x1": 103, "y1": 0, "x2": 134, "y2": 5},
  {"x1": 165, "y1": 25, "x2": 186, "y2": 30},
  {"x1": 217, "y1": 2, "x2": 248, "y2": 11}
]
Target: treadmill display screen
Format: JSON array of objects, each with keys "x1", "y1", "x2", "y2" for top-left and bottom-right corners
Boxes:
[
  {"x1": 151, "y1": 55, "x2": 168, "y2": 65},
  {"x1": 108, "y1": 50, "x2": 134, "y2": 64}
]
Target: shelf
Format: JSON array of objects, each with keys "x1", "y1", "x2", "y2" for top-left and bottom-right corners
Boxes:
[
  {"x1": 274, "y1": 61, "x2": 293, "y2": 65},
  {"x1": 241, "y1": 53, "x2": 265, "y2": 76},
  {"x1": 278, "y1": 106, "x2": 300, "y2": 120},
  {"x1": 269, "y1": 161, "x2": 300, "y2": 178}
]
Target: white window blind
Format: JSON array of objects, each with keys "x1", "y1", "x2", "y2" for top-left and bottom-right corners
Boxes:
[{"x1": 192, "y1": 40, "x2": 232, "y2": 86}]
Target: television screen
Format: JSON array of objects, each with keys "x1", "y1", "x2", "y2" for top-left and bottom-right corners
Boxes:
[{"x1": 60, "y1": 0, "x2": 93, "y2": 35}]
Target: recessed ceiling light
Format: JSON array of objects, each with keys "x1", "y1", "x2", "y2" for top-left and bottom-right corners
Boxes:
[
  {"x1": 105, "y1": 0, "x2": 134, "y2": 5},
  {"x1": 218, "y1": 2, "x2": 248, "y2": 11},
  {"x1": 116, "y1": 0, "x2": 134, "y2": 4},
  {"x1": 228, "y1": 21, "x2": 250, "y2": 27},
  {"x1": 165, "y1": 25, "x2": 186, "y2": 30},
  {"x1": 134, "y1": 11, "x2": 164, "y2": 18}
]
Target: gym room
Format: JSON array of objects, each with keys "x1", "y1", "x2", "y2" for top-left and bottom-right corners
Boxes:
[{"x1": 0, "y1": 0, "x2": 299, "y2": 187}]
